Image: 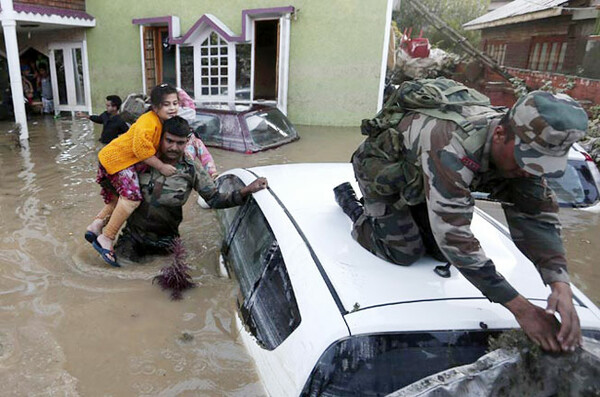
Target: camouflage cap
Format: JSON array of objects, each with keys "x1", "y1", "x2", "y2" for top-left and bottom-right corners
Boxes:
[{"x1": 509, "y1": 91, "x2": 588, "y2": 177}]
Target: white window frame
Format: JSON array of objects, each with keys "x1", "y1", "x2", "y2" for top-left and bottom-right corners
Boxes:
[
  {"x1": 192, "y1": 30, "x2": 236, "y2": 103},
  {"x1": 246, "y1": 14, "x2": 291, "y2": 113},
  {"x1": 174, "y1": 10, "x2": 292, "y2": 112},
  {"x1": 48, "y1": 40, "x2": 92, "y2": 114}
]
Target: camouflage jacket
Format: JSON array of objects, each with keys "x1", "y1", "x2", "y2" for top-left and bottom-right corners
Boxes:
[
  {"x1": 124, "y1": 156, "x2": 244, "y2": 246},
  {"x1": 353, "y1": 105, "x2": 569, "y2": 304}
]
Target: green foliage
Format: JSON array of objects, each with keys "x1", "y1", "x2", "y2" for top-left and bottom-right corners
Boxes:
[
  {"x1": 590, "y1": 105, "x2": 600, "y2": 121},
  {"x1": 393, "y1": 0, "x2": 490, "y2": 51},
  {"x1": 588, "y1": 105, "x2": 600, "y2": 138},
  {"x1": 510, "y1": 76, "x2": 577, "y2": 98},
  {"x1": 509, "y1": 77, "x2": 529, "y2": 99},
  {"x1": 539, "y1": 77, "x2": 576, "y2": 94}
]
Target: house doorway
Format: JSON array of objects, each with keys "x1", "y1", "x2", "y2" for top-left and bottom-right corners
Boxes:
[
  {"x1": 0, "y1": 49, "x2": 51, "y2": 116},
  {"x1": 143, "y1": 26, "x2": 176, "y2": 93},
  {"x1": 19, "y1": 48, "x2": 50, "y2": 113},
  {"x1": 253, "y1": 19, "x2": 279, "y2": 101},
  {"x1": 48, "y1": 42, "x2": 90, "y2": 113}
]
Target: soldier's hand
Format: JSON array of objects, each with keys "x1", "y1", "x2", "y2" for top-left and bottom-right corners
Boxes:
[
  {"x1": 243, "y1": 177, "x2": 268, "y2": 195},
  {"x1": 505, "y1": 295, "x2": 561, "y2": 352},
  {"x1": 159, "y1": 164, "x2": 177, "y2": 177},
  {"x1": 240, "y1": 177, "x2": 268, "y2": 196},
  {"x1": 547, "y1": 282, "x2": 581, "y2": 352}
]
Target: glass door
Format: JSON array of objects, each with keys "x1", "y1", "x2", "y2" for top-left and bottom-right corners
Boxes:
[{"x1": 48, "y1": 42, "x2": 90, "y2": 113}]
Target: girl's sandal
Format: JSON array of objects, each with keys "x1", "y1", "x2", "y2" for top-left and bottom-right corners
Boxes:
[{"x1": 92, "y1": 240, "x2": 121, "y2": 267}]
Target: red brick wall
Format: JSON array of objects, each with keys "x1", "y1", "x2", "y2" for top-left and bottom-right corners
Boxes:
[
  {"x1": 482, "y1": 67, "x2": 600, "y2": 109},
  {"x1": 508, "y1": 68, "x2": 600, "y2": 107},
  {"x1": 14, "y1": 0, "x2": 85, "y2": 11}
]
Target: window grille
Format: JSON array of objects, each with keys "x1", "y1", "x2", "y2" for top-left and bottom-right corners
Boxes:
[{"x1": 199, "y1": 32, "x2": 229, "y2": 97}]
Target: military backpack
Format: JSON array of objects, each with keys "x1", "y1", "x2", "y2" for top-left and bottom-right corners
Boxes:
[{"x1": 362, "y1": 77, "x2": 502, "y2": 155}]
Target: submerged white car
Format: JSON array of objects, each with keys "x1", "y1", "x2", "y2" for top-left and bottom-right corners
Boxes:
[{"x1": 215, "y1": 163, "x2": 600, "y2": 396}]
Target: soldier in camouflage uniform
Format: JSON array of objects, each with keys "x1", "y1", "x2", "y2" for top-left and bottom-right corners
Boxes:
[
  {"x1": 337, "y1": 89, "x2": 588, "y2": 353},
  {"x1": 114, "y1": 116, "x2": 267, "y2": 261}
]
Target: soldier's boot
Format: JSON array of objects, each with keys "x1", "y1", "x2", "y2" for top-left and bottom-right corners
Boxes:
[{"x1": 333, "y1": 182, "x2": 364, "y2": 223}]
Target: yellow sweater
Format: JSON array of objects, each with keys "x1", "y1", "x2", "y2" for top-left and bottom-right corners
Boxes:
[{"x1": 98, "y1": 111, "x2": 162, "y2": 175}]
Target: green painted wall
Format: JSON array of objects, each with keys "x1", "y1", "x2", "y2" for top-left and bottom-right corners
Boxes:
[{"x1": 85, "y1": 0, "x2": 389, "y2": 126}]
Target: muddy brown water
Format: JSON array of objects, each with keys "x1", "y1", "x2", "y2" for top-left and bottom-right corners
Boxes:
[{"x1": 0, "y1": 116, "x2": 598, "y2": 395}]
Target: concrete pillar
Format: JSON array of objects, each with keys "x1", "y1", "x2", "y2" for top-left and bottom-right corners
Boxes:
[{"x1": 1, "y1": 0, "x2": 29, "y2": 140}]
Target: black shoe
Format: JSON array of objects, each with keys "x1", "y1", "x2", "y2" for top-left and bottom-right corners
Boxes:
[{"x1": 333, "y1": 182, "x2": 364, "y2": 222}]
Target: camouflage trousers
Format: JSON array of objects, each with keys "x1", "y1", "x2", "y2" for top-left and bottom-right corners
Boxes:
[{"x1": 351, "y1": 201, "x2": 443, "y2": 265}]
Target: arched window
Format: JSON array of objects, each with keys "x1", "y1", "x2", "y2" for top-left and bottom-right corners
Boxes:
[
  {"x1": 193, "y1": 31, "x2": 235, "y2": 102},
  {"x1": 199, "y1": 32, "x2": 229, "y2": 96}
]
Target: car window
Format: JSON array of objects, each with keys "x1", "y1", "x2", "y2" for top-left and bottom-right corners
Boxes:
[
  {"x1": 301, "y1": 330, "x2": 503, "y2": 396},
  {"x1": 244, "y1": 108, "x2": 298, "y2": 148},
  {"x1": 191, "y1": 113, "x2": 221, "y2": 145},
  {"x1": 221, "y1": 197, "x2": 301, "y2": 350},
  {"x1": 226, "y1": 201, "x2": 274, "y2": 297},
  {"x1": 547, "y1": 160, "x2": 600, "y2": 207}
]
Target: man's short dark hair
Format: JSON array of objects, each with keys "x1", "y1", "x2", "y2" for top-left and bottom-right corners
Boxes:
[
  {"x1": 163, "y1": 116, "x2": 192, "y2": 138},
  {"x1": 106, "y1": 95, "x2": 122, "y2": 109}
]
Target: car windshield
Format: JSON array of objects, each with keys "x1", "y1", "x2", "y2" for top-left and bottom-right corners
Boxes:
[
  {"x1": 547, "y1": 160, "x2": 600, "y2": 207},
  {"x1": 301, "y1": 330, "x2": 502, "y2": 397},
  {"x1": 245, "y1": 108, "x2": 298, "y2": 147},
  {"x1": 190, "y1": 113, "x2": 221, "y2": 144}
]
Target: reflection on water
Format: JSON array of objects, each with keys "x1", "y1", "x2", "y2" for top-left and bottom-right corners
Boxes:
[
  {"x1": 1, "y1": 116, "x2": 599, "y2": 395},
  {"x1": 0, "y1": 117, "x2": 363, "y2": 395}
]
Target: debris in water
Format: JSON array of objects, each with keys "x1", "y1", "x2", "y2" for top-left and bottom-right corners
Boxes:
[
  {"x1": 389, "y1": 330, "x2": 600, "y2": 397},
  {"x1": 153, "y1": 238, "x2": 195, "y2": 300},
  {"x1": 179, "y1": 332, "x2": 194, "y2": 343}
]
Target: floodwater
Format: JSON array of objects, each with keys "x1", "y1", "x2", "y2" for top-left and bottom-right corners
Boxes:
[
  {"x1": 0, "y1": 116, "x2": 599, "y2": 396},
  {"x1": 0, "y1": 116, "x2": 364, "y2": 396}
]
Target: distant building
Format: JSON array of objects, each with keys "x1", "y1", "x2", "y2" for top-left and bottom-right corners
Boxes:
[
  {"x1": 464, "y1": 0, "x2": 600, "y2": 106},
  {"x1": 488, "y1": 1, "x2": 512, "y2": 12}
]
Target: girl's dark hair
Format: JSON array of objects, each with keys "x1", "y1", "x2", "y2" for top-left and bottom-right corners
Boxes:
[
  {"x1": 162, "y1": 116, "x2": 191, "y2": 137},
  {"x1": 149, "y1": 83, "x2": 178, "y2": 109}
]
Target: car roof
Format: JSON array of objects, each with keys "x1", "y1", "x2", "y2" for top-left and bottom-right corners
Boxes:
[{"x1": 235, "y1": 163, "x2": 588, "y2": 314}]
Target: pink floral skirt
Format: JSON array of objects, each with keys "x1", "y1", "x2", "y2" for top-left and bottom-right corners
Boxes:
[{"x1": 96, "y1": 163, "x2": 145, "y2": 203}]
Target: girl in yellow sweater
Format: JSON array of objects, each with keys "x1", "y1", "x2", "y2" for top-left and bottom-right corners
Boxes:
[{"x1": 85, "y1": 84, "x2": 179, "y2": 266}]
